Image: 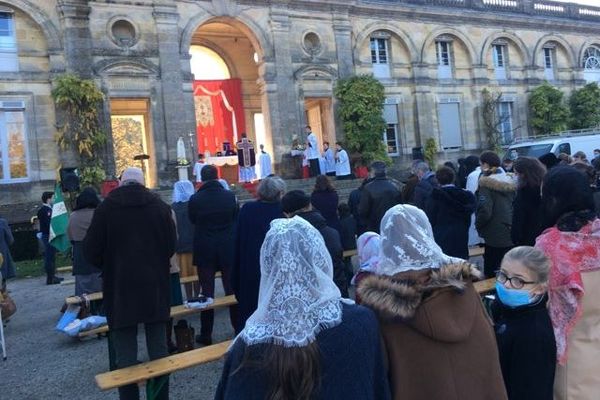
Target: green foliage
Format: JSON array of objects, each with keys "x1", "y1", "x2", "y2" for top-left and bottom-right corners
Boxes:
[
  {"x1": 481, "y1": 89, "x2": 504, "y2": 153},
  {"x1": 569, "y1": 83, "x2": 600, "y2": 130},
  {"x1": 334, "y1": 75, "x2": 390, "y2": 165},
  {"x1": 528, "y1": 82, "x2": 569, "y2": 136},
  {"x1": 424, "y1": 138, "x2": 438, "y2": 169},
  {"x1": 52, "y1": 74, "x2": 107, "y2": 188}
]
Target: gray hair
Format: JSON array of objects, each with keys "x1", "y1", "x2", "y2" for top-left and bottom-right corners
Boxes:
[
  {"x1": 257, "y1": 176, "x2": 286, "y2": 202},
  {"x1": 413, "y1": 161, "x2": 431, "y2": 174},
  {"x1": 503, "y1": 246, "x2": 551, "y2": 284}
]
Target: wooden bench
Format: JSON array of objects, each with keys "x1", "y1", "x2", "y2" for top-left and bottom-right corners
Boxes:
[
  {"x1": 95, "y1": 340, "x2": 232, "y2": 391},
  {"x1": 468, "y1": 246, "x2": 485, "y2": 258},
  {"x1": 64, "y1": 273, "x2": 221, "y2": 303},
  {"x1": 57, "y1": 266, "x2": 73, "y2": 273},
  {"x1": 474, "y1": 278, "x2": 495, "y2": 294},
  {"x1": 62, "y1": 272, "x2": 220, "y2": 287},
  {"x1": 78, "y1": 295, "x2": 238, "y2": 338}
]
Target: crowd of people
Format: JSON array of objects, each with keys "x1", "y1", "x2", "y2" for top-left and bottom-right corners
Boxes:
[{"x1": 2, "y1": 144, "x2": 600, "y2": 400}]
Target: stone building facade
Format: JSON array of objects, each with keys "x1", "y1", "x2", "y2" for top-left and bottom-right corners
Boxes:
[{"x1": 3, "y1": 0, "x2": 600, "y2": 206}]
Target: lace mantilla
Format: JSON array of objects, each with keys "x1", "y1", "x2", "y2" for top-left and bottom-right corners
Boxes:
[
  {"x1": 239, "y1": 216, "x2": 343, "y2": 347},
  {"x1": 377, "y1": 204, "x2": 461, "y2": 276}
]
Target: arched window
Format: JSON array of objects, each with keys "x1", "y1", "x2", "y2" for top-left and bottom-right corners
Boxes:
[{"x1": 583, "y1": 46, "x2": 600, "y2": 82}]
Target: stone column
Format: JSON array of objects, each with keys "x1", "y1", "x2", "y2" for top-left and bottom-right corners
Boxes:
[
  {"x1": 269, "y1": 6, "x2": 302, "y2": 166},
  {"x1": 332, "y1": 8, "x2": 354, "y2": 78},
  {"x1": 57, "y1": 0, "x2": 93, "y2": 78},
  {"x1": 153, "y1": 5, "x2": 196, "y2": 183}
]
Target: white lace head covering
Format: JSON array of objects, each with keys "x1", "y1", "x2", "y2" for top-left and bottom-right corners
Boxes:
[
  {"x1": 239, "y1": 216, "x2": 343, "y2": 347},
  {"x1": 357, "y1": 232, "x2": 380, "y2": 273},
  {"x1": 377, "y1": 204, "x2": 460, "y2": 276},
  {"x1": 172, "y1": 180, "x2": 195, "y2": 203}
]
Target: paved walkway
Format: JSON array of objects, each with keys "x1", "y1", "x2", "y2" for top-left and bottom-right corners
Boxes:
[{"x1": 1, "y1": 274, "x2": 233, "y2": 399}]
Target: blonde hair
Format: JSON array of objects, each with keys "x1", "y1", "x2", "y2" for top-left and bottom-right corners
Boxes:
[{"x1": 503, "y1": 246, "x2": 551, "y2": 284}]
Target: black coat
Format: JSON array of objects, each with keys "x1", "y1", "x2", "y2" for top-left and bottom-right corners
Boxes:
[
  {"x1": 358, "y1": 176, "x2": 402, "y2": 233},
  {"x1": 83, "y1": 184, "x2": 176, "y2": 329},
  {"x1": 215, "y1": 303, "x2": 391, "y2": 400},
  {"x1": 37, "y1": 204, "x2": 52, "y2": 236},
  {"x1": 298, "y1": 210, "x2": 348, "y2": 297},
  {"x1": 511, "y1": 186, "x2": 544, "y2": 246},
  {"x1": 425, "y1": 186, "x2": 476, "y2": 259},
  {"x1": 311, "y1": 190, "x2": 341, "y2": 232},
  {"x1": 188, "y1": 180, "x2": 238, "y2": 269},
  {"x1": 348, "y1": 187, "x2": 366, "y2": 235},
  {"x1": 172, "y1": 201, "x2": 194, "y2": 253},
  {"x1": 413, "y1": 172, "x2": 439, "y2": 210},
  {"x1": 232, "y1": 200, "x2": 284, "y2": 330},
  {"x1": 339, "y1": 215, "x2": 357, "y2": 251},
  {"x1": 492, "y1": 296, "x2": 556, "y2": 400}
]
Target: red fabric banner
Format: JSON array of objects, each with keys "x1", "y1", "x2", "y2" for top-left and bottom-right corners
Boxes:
[{"x1": 193, "y1": 79, "x2": 246, "y2": 156}]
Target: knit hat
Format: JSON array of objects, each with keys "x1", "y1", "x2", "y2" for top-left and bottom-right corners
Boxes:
[
  {"x1": 120, "y1": 167, "x2": 145, "y2": 186},
  {"x1": 281, "y1": 190, "x2": 310, "y2": 214}
]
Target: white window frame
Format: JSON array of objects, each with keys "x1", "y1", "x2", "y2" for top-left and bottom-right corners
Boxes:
[
  {"x1": 382, "y1": 101, "x2": 400, "y2": 156},
  {"x1": 0, "y1": 10, "x2": 18, "y2": 72},
  {"x1": 497, "y1": 101, "x2": 514, "y2": 145},
  {"x1": 436, "y1": 40, "x2": 453, "y2": 80},
  {"x1": 370, "y1": 35, "x2": 390, "y2": 79},
  {"x1": 583, "y1": 46, "x2": 600, "y2": 83},
  {"x1": 493, "y1": 44, "x2": 507, "y2": 80},
  {"x1": 544, "y1": 47, "x2": 555, "y2": 81},
  {"x1": 0, "y1": 101, "x2": 30, "y2": 183}
]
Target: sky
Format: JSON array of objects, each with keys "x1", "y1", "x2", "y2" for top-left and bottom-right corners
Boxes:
[{"x1": 549, "y1": 0, "x2": 599, "y2": 5}]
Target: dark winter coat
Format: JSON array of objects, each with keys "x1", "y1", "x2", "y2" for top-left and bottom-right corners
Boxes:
[
  {"x1": 171, "y1": 201, "x2": 194, "y2": 253},
  {"x1": 358, "y1": 176, "x2": 402, "y2": 233},
  {"x1": 297, "y1": 210, "x2": 348, "y2": 297},
  {"x1": 0, "y1": 218, "x2": 15, "y2": 280},
  {"x1": 232, "y1": 200, "x2": 284, "y2": 330},
  {"x1": 413, "y1": 172, "x2": 439, "y2": 210},
  {"x1": 491, "y1": 295, "x2": 556, "y2": 400},
  {"x1": 511, "y1": 186, "x2": 544, "y2": 246},
  {"x1": 349, "y1": 185, "x2": 367, "y2": 235},
  {"x1": 339, "y1": 215, "x2": 357, "y2": 251},
  {"x1": 215, "y1": 303, "x2": 391, "y2": 400},
  {"x1": 188, "y1": 180, "x2": 238, "y2": 269},
  {"x1": 358, "y1": 263, "x2": 508, "y2": 400},
  {"x1": 476, "y1": 172, "x2": 516, "y2": 248},
  {"x1": 83, "y1": 184, "x2": 176, "y2": 329},
  {"x1": 425, "y1": 186, "x2": 476, "y2": 259},
  {"x1": 37, "y1": 204, "x2": 52, "y2": 236},
  {"x1": 311, "y1": 190, "x2": 341, "y2": 232}
]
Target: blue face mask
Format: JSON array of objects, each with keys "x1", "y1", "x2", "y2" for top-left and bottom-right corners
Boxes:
[{"x1": 495, "y1": 282, "x2": 536, "y2": 308}]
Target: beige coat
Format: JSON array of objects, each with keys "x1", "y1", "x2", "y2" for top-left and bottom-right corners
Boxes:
[{"x1": 554, "y1": 269, "x2": 600, "y2": 400}]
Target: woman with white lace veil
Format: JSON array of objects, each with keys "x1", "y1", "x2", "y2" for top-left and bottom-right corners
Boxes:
[
  {"x1": 215, "y1": 216, "x2": 390, "y2": 400},
  {"x1": 357, "y1": 204, "x2": 507, "y2": 400}
]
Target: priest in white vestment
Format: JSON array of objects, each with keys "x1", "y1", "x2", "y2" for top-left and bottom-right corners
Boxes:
[
  {"x1": 305, "y1": 125, "x2": 320, "y2": 177},
  {"x1": 258, "y1": 144, "x2": 272, "y2": 179},
  {"x1": 322, "y1": 142, "x2": 336, "y2": 176},
  {"x1": 335, "y1": 142, "x2": 351, "y2": 179}
]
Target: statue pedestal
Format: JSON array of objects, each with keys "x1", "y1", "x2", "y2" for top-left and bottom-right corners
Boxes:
[{"x1": 177, "y1": 165, "x2": 189, "y2": 181}]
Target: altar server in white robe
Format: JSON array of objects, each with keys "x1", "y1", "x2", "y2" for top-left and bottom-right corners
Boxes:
[
  {"x1": 322, "y1": 142, "x2": 336, "y2": 177},
  {"x1": 305, "y1": 126, "x2": 321, "y2": 177},
  {"x1": 335, "y1": 142, "x2": 352, "y2": 180},
  {"x1": 258, "y1": 144, "x2": 272, "y2": 179}
]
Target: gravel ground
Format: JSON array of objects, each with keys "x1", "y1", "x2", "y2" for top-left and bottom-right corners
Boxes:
[{"x1": 0, "y1": 273, "x2": 233, "y2": 400}]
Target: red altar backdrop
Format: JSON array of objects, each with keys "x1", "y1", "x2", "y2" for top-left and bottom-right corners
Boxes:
[{"x1": 193, "y1": 79, "x2": 246, "y2": 155}]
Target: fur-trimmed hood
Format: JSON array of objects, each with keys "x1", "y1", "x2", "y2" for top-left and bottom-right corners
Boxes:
[
  {"x1": 478, "y1": 172, "x2": 516, "y2": 193},
  {"x1": 358, "y1": 262, "x2": 484, "y2": 343}
]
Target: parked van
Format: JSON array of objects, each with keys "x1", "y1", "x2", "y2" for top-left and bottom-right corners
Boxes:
[{"x1": 508, "y1": 128, "x2": 600, "y2": 161}]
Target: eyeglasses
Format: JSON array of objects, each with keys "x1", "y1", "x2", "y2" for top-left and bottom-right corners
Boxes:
[{"x1": 496, "y1": 271, "x2": 536, "y2": 289}]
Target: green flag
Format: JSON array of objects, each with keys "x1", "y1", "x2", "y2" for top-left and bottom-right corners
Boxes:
[{"x1": 49, "y1": 183, "x2": 71, "y2": 252}]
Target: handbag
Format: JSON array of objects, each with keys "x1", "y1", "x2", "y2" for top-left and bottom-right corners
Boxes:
[{"x1": 0, "y1": 291, "x2": 16, "y2": 321}]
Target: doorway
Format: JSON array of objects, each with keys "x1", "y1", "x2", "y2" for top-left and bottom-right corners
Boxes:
[
  {"x1": 109, "y1": 98, "x2": 156, "y2": 187},
  {"x1": 304, "y1": 97, "x2": 334, "y2": 152}
]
